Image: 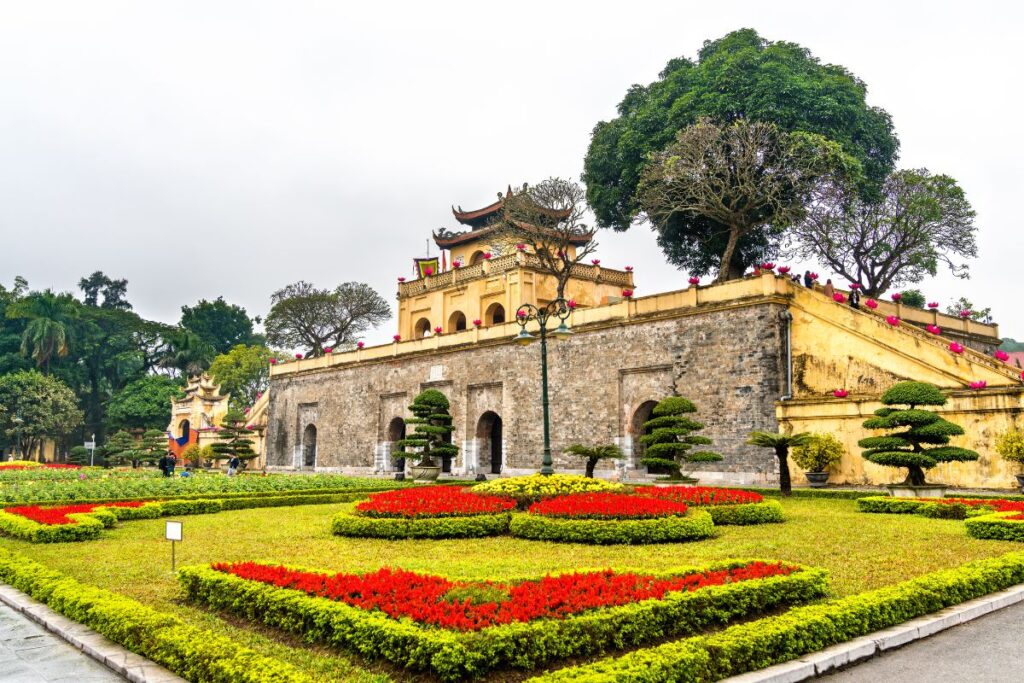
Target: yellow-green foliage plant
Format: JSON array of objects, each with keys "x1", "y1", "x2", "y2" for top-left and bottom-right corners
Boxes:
[
  {"x1": 790, "y1": 433, "x2": 845, "y2": 473},
  {"x1": 472, "y1": 473, "x2": 624, "y2": 507},
  {"x1": 996, "y1": 429, "x2": 1024, "y2": 472}
]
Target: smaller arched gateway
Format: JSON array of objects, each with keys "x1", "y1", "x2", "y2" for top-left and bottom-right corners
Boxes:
[
  {"x1": 484, "y1": 302, "x2": 505, "y2": 326},
  {"x1": 629, "y1": 400, "x2": 659, "y2": 467},
  {"x1": 302, "y1": 424, "x2": 317, "y2": 468},
  {"x1": 448, "y1": 311, "x2": 467, "y2": 332},
  {"x1": 414, "y1": 318, "x2": 432, "y2": 339},
  {"x1": 476, "y1": 411, "x2": 503, "y2": 474},
  {"x1": 387, "y1": 417, "x2": 406, "y2": 472},
  {"x1": 178, "y1": 419, "x2": 190, "y2": 441}
]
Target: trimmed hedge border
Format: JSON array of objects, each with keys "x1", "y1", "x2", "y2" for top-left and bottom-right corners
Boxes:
[
  {"x1": 509, "y1": 509, "x2": 715, "y2": 544},
  {"x1": 856, "y1": 496, "x2": 990, "y2": 520},
  {"x1": 178, "y1": 559, "x2": 827, "y2": 681},
  {"x1": 1, "y1": 484, "x2": 402, "y2": 508},
  {"x1": 705, "y1": 501, "x2": 784, "y2": 525},
  {"x1": 0, "y1": 548, "x2": 311, "y2": 682},
  {"x1": 530, "y1": 550, "x2": 1024, "y2": 682},
  {"x1": 331, "y1": 506, "x2": 511, "y2": 539},
  {"x1": 965, "y1": 512, "x2": 1024, "y2": 542},
  {"x1": 0, "y1": 492, "x2": 368, "y2": 543}
]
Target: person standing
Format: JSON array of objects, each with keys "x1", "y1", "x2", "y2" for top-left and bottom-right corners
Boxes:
[
  {"x1": 158, "y1": 453, "x2": 168, "y2": 477},
  {"x1": 803, "y1": 270, "x2": 814, "y2": 288},
  {"x1": 823, "y1": 279, "x2": 835, "y2": 299},
  {"x1": 167, "y1": 453, "x2": 177, "y2": 477},
  {"x1": 849, "y1": 287, "x2": 861, "y2": 309},
  {"x1": 228, "y1": 455, "x2": 240, "y2": 476}
]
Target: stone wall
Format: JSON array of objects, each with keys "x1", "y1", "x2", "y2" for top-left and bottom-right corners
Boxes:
[{"x1": 265, "y1": 302, "x2": 788, "y2": 484}]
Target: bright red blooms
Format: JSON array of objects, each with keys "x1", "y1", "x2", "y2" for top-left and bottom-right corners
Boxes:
[
  {"x1": 923, "y1": 497, "x2": 1024, "y2": 513},
  {"x1": 4, "y1": 501, "x2": 146, "y2": 525},
  {"x1": 528, "y1": 492, "x2": 688, "y2": 519},
  {"x1": 637, "y1": 486, "x2": 764, "y2": 506},
  {"x1": 355, "y1": 486, "x2": 515, "y2": 519},
  {"x1": 212, "y1": 561, "x2": 798, "y2": 631}
]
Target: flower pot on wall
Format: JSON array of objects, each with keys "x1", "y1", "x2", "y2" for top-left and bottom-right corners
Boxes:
[
  {"x1": 804, "y1": 472, "x2": 830, "y2": 489},
  {"x1": 410, "y1": 465, "x2": 441, "y2": 482}
]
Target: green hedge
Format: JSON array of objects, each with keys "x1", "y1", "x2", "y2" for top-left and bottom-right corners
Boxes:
[
  {"x1": 856, "y1": 496, "x2": 991, "y2": 520},
  {"x1": 705, "y1": 501, "x2": 784, "y2": 525},
  {"x1": 0, "y1": 548, "x2": 311, "y2": 682},
  {"x1": 965, "y1": 512, "x2": 1024, "y2": 542},
  {"x1": 531, "y1": 550, "x2": 1024, "y2": 682},
  {"x1": 331, "y1": 507, "x2": 511, "y2": 539},
  {"x1": 2, "y1": 485, "x2": 391, "y2": 508},
  {"x1": 508, "y1": 509, "x2": 715, "y2": 544},
  {"x1": 178, "y1": 559, "x2": 827, "y2": 681}
]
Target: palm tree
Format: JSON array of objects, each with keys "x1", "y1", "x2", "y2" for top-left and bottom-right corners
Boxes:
[
  {"x1": 161, "y1": 329, "x2": 215, "y2": 377},
  {"x1": 747, "y1": 431, "x2": 812, "y2": 496},
  {"x1": 8, "y1": 290, "x2": 79, "y2": 374}
]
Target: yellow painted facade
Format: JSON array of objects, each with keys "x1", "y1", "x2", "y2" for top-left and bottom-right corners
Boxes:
[{"x1": 167, "y1": 374, "x2": 268, "y2": 469}]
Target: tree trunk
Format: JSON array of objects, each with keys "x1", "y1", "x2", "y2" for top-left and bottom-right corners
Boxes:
[
  {"x1": 904, "y1": 465, "x2": 927, "y2": 486},
  {"x1": 777, "y1": 445, "x2": 792, "y2": 496},
  {"x1": 585, "y1": 457, "x2": 597, "y2": 478},
  {"x1": 715, "y1": 228, "x2": 742, "y2": 283}
]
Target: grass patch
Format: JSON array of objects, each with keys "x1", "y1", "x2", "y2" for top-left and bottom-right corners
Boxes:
[{"x1": 0, "y1": 496, "x2": 1017, "y2": 681}]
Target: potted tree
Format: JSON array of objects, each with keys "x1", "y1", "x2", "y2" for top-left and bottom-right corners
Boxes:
[
  {"x1": 639, "y1": 396, "x2": 722, "y2": 483},
  {"x1": 565, "y1": 443, "x2": 623, "y2": 478},
  {"x1": 790, "y1": 433, "x2": 845, "y2": 488},
  {"x1": 858, "y1": 381, "x2": 978, "y2": 497},
  {"x1": 995, "y1": 429, "x2": 1024, "y2": 493},
  {"x1": 395, "y1": 389, "x2": 458, "y2": 481},
  {"x1": 747, "y1": 431, "x2": 811, "y2": 496}
]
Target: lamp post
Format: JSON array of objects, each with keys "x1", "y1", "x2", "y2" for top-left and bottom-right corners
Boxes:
[{"x1": 514, "y1": 298, "x2": 573, "y2": 475}]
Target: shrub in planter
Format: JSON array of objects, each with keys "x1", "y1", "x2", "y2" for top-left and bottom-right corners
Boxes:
[
  {"x1": 564, "y1": 443, "x2": 623, "y2": 478},
  {"x1": 471, "y1": 473, "x2": 623, "y2": 507},
  {"x1": 858, "y1": 381, "x2": 978, "y2": 486},
  {"x1": 393, "y1": 389, "x2": 458, "y2": 479},
  {"x1": 639, "y1": 396, "x2": 722, "y2": 480},
  {"x1": 791, "y1": 433, "x2": 845, "y2": 487}
]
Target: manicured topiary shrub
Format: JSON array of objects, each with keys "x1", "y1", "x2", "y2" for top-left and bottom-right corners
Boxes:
[
  {"x1": 509, "y1": 508, "x2": 715, "y2": 544},
  {"x1": 210, "y1": 409, "x2": 258, "y2": 463},
  {"x1": 332, "y1": 506, "x2": 511, "y2": 539},
  {"x1": 394, "y1": 389, "x2": 458, "y2": 468},
  {"x1": 858, "y1": 381, "x2": 978, "y2": 486},
  {"x1": 705, "y1": 500, "x2": 785, "y2": 525},
  {"x1": 791, "y1": 433, "x2": 845, "y2": 472},
  {"x1": 471, "y1": 473, "x2": 624, "y2": 507},
  {"x1": 639, "y1": 396, "x2": 722, "y2": 479},
  {"x1": 965, "y1": 512, "x2": 1024, "y2": 541}
]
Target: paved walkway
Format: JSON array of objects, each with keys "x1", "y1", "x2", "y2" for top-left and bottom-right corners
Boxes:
[
  {"x1": 823, "y1": 600, "x2": 1024, "y2": 682},
  {"x1": 0, "y1": 602, "x2": 124, "y2": 682}
]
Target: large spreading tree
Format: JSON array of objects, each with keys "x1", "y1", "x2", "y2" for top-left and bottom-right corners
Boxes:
[
  {"x1": 789, "y1": 169, "x2": 977, "y2": 296},
  {"x1": 208, "y1": 344, "x2": 274, "y2": 408},
  {"x1": 583, "y1": 28, "x2": 898, "y2": 278},
  {"x1": 0, "y1": 370, "x2": 83, "y2": 460},
  {"x1": 265, "y1": 281, "x2": 391, "y2": 357},
  {"x1": 106, "y1": 375, "x2": 182, "y2": 432},
  {"x1": 180, "y1": 297, "x2": 261, "y2": 355}
]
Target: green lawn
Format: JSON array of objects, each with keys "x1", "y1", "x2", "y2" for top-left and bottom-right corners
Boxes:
[{"x1": 0, "y1": 496, "x2": 1018, "y2": 681}]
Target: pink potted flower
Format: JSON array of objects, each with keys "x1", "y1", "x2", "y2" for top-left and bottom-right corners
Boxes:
[
  {"x1": 624, "y1": 265, "x2": 633, "y2": 272},
  {"x1": 927, "y1": 302, "x2": 940, "y2": 309},
  {"x1": 949, "y1": 342, "x2": 965, "y2": 354},
  {"x1": 472, "y1": 319, "x2": 482, "y2": 327},
  {"x1": 688, "y1": 276, "x2": 700, "y2": 286},
  {"x1": 295, "y1": 353, "x2": 303, "y2": 359},
  {"x1": 567, "y1": 300, "x2": 578, "y2": 309},
  {"x1": 356, "y1": 341, "x2": 365, "y2": 349},
  {"x1": 969, "y1": 380, "x2": 987, "y2": 391},
  {"x1": 423, "y1": 266, "x2": 434, "y2": 276},
  {"x1": 433, "y1": 326, "x2": 443, "y2": 335},
  {"x1": 256, "y1": 393, "x2": 262, "y2": 399},
  {"x1": 849, "y1": 283, "x2": 861, "y2": 290},
  {"x1": 269, "y1": 358, "x2": 277, "y2": 365},
  {"x1": 591, "y1": 259, "x2": 601, "y2": 266},
  {"x1": 865, "y1": 299, "x2": 878, "y2": 310},
  {"x1": 453, "y1": 262, "x2": 461, "y2": 268},
  {"x1": 809, "y1": 272, "x2": 819, "y2": 281},
  {"x1": 886, "y1": 315, "x2": 900, "y2": 326},
  {"x1": 515, "y1": 243, "x2": 526, "y2": 251},
  {"x1": 760, "y1": 262, "x2": 775, "y2": 272},
  {"x1": 397, "y1": 277, "x2": 406, "y2": 283},
  {"x1": 891, "y1": 292, "x2": 902, "y2": 302},
  {"x1": 777, "y1": 266, "x2": 791, "y2": 275},
  {"x1": 833, "y1": 292, "x2": 846, "y2": 303},
  {"x1": 323, "y1": 347, "x2": 333, "y2": 354},
  {"x1": 393, "y1": 334, "x2": 401, "y2": 342},
  {"x1": 245, "y1": 424, "x2": 255, "y2": 430},
  {"x1": 243, "y1": 407, "x2": 251, "y2": 414},
  {"x1": 833, "y1": 389, "x2": 849, "y2": 398},
  {"x1": 959, "y1": 309, "x2": 972, "y2": 319},
  {"x1": 995, "y1": 349, "x2": 1010, "y2": 362},
  {"x1": 927, "y1": 324, "x2": 942, "y2": 335},
  {"x1": 483, "y1": 252, "x2": 492, "y2": 260},
  {"x1": 516, "y1": 310, "x2": 528, "y2": 319},
  {"x1": 622, "y1": 289, "x2": 634, "y2": 298}
]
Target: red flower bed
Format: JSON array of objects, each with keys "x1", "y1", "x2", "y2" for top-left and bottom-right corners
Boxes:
[
  {"x1": 3, "y1": 501, "x2": 146, "y2": 525},
  {"x1": 212, "y1": 561, "x2": 798, "y2": 631},
  {"x1": 1007, "y1": 513, "x2": 1024, "y2": 521},
  {"x1": 929, "y1": 497, "x2": 1024, "y2": 513},
  {"x1": 355, "y1": 486, "x2": 515, "y2": 519},
  {"x1": 637, "y1": 486, "x2": 764, "y2": 506},
  {"x1": 527, "y1": 492, "x2": 688, "y2": 519}
]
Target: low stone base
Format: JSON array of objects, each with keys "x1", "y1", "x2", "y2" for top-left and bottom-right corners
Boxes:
[{"x1": 887, "y1": 484, "x2": 948, "y2": 498}]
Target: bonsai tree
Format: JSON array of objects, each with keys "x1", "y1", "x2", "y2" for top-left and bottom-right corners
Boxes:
[
  {"x1": 103, "y1": 430, "x2": 140, "y2": 467},
  {"x1": 747, "y1": 431, "x2": 812, "y2": 496},
  {"x1": 858, "y1": 381, "x2": 978, "y2": 486},
  {"x1": 565, "y1": 443, "x2": 623, "y2": 478},
  {"x1": 68, "y1": 445, "x2": 90, "y2": 466},
  {"x1": 791, "y1": 433, "x2": 845, "y2": 473},
  {"x1": 394, "y1": 389, "x2": 458, "y2": 468},
  {"x1": 210, "y1": 409, "x2": 258, "y2": 466},
  {"x1": 138, "y1": 429, "x2": 170, "y2": 466},
  {"x1": 639, "y1": 396, "x2": 722, "y2": 480}
]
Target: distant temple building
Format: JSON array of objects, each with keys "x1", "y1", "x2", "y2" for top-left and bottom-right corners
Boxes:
[{"x1": 167, "y1": 373, "x2": 268, "y2": 467}]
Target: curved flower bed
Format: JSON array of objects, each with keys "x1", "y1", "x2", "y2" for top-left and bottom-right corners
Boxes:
[
  {"x1": 965, "y1": 511, "x2": 1024, "y2": 542},
  {"x1": 355, "y1": 486, "x2": 514, "y2": 518},
  {"x1": 0, "y1": 462, "x2": 82, "y2": 471},
  {"x1": 528, "y1": 492, "x2": 688, "y2": 520},
  {"x1": 471, "y1": 474, "x2": 624, "y2": 507},
  {"x1": 510, "y1": 508, "x2": 715, "y2": 544},
  {"x1": 858, "y1": 495, "x2": 1024, "y2": 519},
  {"x1": 4, "y1": 501, "x2": 145, "y2": 525},
  {"x1": 635, "y1": 485, "x2": 782, "y2": 525}
]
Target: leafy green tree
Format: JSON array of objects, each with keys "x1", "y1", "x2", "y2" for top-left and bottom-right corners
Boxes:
[
  {"x1": 0, "y1": 370, "x2": 83, "y2": 460},
  {"x1": 945, "y1": 297, "x2": 992, "y2": 322},
  {"x1": 68, "y1": 445, "x2": 91, "y2": 466},
  {"x1": 266, "y1": 281, "x2": 391, "y2": 357},
  {"x1": 858, "y1": 381, "x2": 978, "y2": 486},
  {"x1": 210, "y1": 409, "x2": 258, "y2": 463},
  {"x1": 0, "y1": 277, "x2": 32, "y2": 376},
  {"x1": 746, "y1": 431, "x2": 812, "y2": 496},
  {"x1": 565, "y1": 443, "x2": 623, "y2": 478},
  {"x1": 180, "y1": 297, "x2": 260, "y2": 355},
  {"x1": 103, "y1": 430, "x2": 139, "y2": 466},
  {"x1": 78, "y1": 271, "x2": 131, "y2": 310},
  {"x1": 138, "y1": 429, "x2": 169, "y2": 465},
  {"x1": 207, "y1": 344, "x2": 274, "y2": 408},
  {"x1": 106, "y1": 375, "x2": 181, "y2": 432},
  {"x1": 161, "y1": 328, "x2": 216, "y2": 376},
  {"x1": 639, "y1": 396, "x2": 722, "y2": 479},
  {"x1": 7, "y1": 290, "x2": 79, "y2": 374},
  {"x1": 900, "y1": 289, "x2": 927, "y2": 309},
  {"x1": 791, "y1": 169, "x2": 976, "y2": 297},
  {"x1": 639, "y1": 119, "x2": 854, "y2": 281},
  {"x1": 394, "y1": 390, "x2": 458, "y2": 468},
  {"x1": 584, "y1": 28, "x2": 898, "y2": 275}
]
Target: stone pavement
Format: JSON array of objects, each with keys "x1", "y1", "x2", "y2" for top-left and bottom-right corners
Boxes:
[
  {"x1": 0, "y1": 602, "x2": 124, "y2": 682},
  {"x1": 822, "y1": 599, "x2": 1024, "y2": 682}
]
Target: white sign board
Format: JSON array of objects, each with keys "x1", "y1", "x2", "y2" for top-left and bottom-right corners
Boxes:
[
  {"x1": 83, "y1": 441, "x2": 95, "y2": 449},
  {"x1": 165, "y1": 520, "x2": 182, "y2": 541}
]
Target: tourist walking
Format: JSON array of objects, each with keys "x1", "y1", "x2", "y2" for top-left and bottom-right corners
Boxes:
[
  {"x1": 823, "y1": 279, "x2": 835, "y2": 299},
  {"x1": 158, "y1": 453, "x2": 169, "y2": 477},
  {"x1": 227, "y1": 455, "x2": 240, "y2": 476},
  {"x1": 166, "y1": 453, "x2": 177, "y2": 477}
]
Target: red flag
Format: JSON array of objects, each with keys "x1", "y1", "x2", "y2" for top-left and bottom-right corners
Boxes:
[{"x1": 442, "y1": 251, "x2": 447, "y2": 272}]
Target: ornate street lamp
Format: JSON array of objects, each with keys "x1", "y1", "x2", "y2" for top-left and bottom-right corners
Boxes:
[{"x1": 514, "y1": 298, "x2": 573, "y2": 475}]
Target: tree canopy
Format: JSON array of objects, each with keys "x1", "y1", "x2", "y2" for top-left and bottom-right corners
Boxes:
[
  {"x1": 105, "y1": 375, "x2": 182, "y2": 432},
  {"x1": 0, "y1": 370, "x2": 83, "y2": 459},
  {"x1": 208, "y1": 344, "x2": 274, "y2": 408},
  {"x1": 180, "y1": 297, "x2": 260, "y2": 355},
  {"x1": 265, "y1": 281, "x2": 391, "y2": 357}
]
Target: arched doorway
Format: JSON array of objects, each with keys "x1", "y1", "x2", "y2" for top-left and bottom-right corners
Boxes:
[
  {"x1": 476, "y1": 411, "x2": 503, "y2": 474},
  {"x1": 448, "y1": 311, "x2": 467, "y2": 332},
  {"x1": 387, "y1": 417, "x2": 406, "y2": 472},
  {"x1": 484, "y1": 303, "x2": 505, "y2": 326},
  {"x1": 178, "y1": 420, "x2": 190, "y2": 441},
  {"x1": 302, "y1": 424, "x2": 317, "y2": 468},
  {"x1": 630, "y1": 400, "x2": 659, "y2": 467},
  {"x1": 470, "y1": 250, "x2": 486, "y2": 265},
  {"x1": 414, "y1": 318, "x2": 432, "y2": 339}
]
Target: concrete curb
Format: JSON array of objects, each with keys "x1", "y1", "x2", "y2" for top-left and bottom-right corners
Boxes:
[
  {"x1": 0, "y1": 583, "x2": 185, "y2": 683},
  {"x1": 723, "y1": 583, "x2": 1024, "y2": 682}
]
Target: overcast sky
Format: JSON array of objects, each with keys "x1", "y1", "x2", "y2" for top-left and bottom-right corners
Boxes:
[{"x1": 2, "y1": 1, "x2": 1021, "y2": 345}]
